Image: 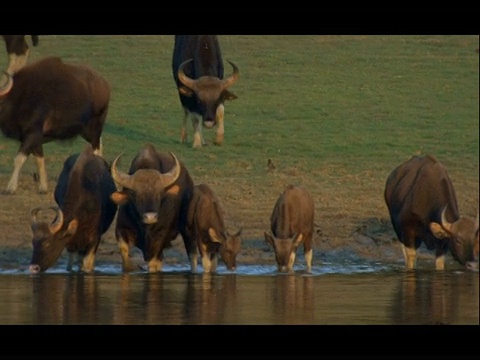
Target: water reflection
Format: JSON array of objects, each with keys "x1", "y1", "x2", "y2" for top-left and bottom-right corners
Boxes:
[
  {"x1": 113, "y1": 273, "x2": 186, "y2": 324},
  {"x1": 184, "y1": 274, "x2": 238, "y2": 324},
  {"x1": 31, "y1": 274, "x2": 110, "y2": 324},
  {"x1": 0, "y1": 267, "x2": 477, "y2": 325},
  {"x1": 268, "y1": 274, "x2": 314, "y2": 324},
  {"x1": 109, "y1": 273, "x2": 240, "y2": 324},
  {"x1": 390, "y1": 270, "x2": 479, "y2": 325}
]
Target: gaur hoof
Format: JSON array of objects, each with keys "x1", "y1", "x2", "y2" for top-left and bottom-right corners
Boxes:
[
  {"x1": 122, "y1": 262, "x2": 137, "y2": 273},
  {"x1": 214, "y1": 134, "x2": 224, "y2": 146}
]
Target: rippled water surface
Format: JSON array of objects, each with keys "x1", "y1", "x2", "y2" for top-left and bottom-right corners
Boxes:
[{"x1": 0, "y1": 262, "x2": 478, "y2": 325}]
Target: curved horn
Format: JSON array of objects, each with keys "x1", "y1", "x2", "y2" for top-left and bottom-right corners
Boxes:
[
  {"x1": 30, "y1": 207, "x2": 42, "y2": 225},
  {"x1": 48, "y1": 206, "x2": 64, "y2": 234},
  {"x1": 161, "y1": 152, "x2": 182, "y2": 188},
  {"x1": 222, "y1": 60, "x2": 239, "y2": 89},
  {"x1": 440, "y1": 205, "x2": 452, "y2": 231},
  {"x1": 177, "y1": 58, "x2": 196, "y2": 90},
  {"x1": 111, "y1": 153, "x2": 135, "y2": 190},
  {"x1": 0, "y1": 71, "x2": 13, "y2": 97}
]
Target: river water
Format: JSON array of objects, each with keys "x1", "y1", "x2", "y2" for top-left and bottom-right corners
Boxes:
[{"x1": 0, "y1": 261, "x2": 477, "y2": 325}]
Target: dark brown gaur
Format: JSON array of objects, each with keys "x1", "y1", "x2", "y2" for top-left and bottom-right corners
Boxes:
[
  {"x1": 384, "y1": 154, "x2": 479, "y2": 271},
  {"x1": 28, "y1": 145, "x2": 118, "y2": 273},
  {"x1": 172, "y1": 35, "x2": 239, "y2": 147},
  {"x1": 0, "y1": 56, "x2": 111, "y2": 194},
  {"x1": 109, "y1": 144, "x2": 196, "y2": 273}
]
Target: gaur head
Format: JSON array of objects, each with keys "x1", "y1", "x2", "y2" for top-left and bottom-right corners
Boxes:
[
  {"x1": 177, "y1": 58, "x2": 239, "y2": 128},
  {"x1": 110, "y1": 151, "x2": 181, "y2": 225},
  {"x1": 264, "y1": 232, "x2": 304, "y2": 273},
  {"x1": 429, "y1": 206, "x2": 479, "y2": 271},
  {"x1": 209, "y1": 227, "x2": 242, "y2": 271},
  {"x1": 29, "y1": 206, "x2": 78, "y2": 273}
]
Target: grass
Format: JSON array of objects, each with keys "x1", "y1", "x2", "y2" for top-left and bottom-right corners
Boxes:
[
  {"x1": 1, "y1": 35, "x2": 478, "y2": 174},
  {"x1": 0, "y1": 35, "x2": 478, "y2": 266}
]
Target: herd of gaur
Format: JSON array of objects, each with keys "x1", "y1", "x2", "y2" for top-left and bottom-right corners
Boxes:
[{"x1": 1, "y1": 35, "x2": 478, "y2": 274}]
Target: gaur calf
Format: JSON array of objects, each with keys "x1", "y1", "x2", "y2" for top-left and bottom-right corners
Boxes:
[
  {"x1": 185, "y1": 183, "x2": 242, "y2": 273},
  {"x1": 265, "y1": 184, "x2": 315, "y2": 273}
]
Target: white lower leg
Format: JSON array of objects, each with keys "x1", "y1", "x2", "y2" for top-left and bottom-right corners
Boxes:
[
  {"x1": 202, "y1": 255, "x2": 212, "y2": 273},
  {"x1": 214, "y1": 104, "x2": 225, "y2": 145},
  {"x1": 81, "y1": 251, "x2": 96, "y2": 272},
  {"x1": 192, "y1": 115, "x2": 204, "y2": 148},
  {"x1": 6, "y1": 153, "x2": 28, "y2": 193},
  {"x1": 147, "y1": 257, "x2": 163, "y2": 273},
  {"x1": 304, "y1": 248, "x2": 313, "y2": 272},
  {"x1": 7, "y1": 53, "x2": 28, "y2": 74},
  {"x1": 93, "y1": 137, "x2": 103, "y2": 157},
  {"x1": 34, "y1": 155, "x2": 48, "y2": 193},
  {"x1": 402, "y1": 244, "x2": 417, "y2": 269},
  {"x1": 435, "y1": 254, "x2": 446, "y2": 270},
  {"x1": 287, "y1": 252, "x2": 297, "y2": 272},
  {"x1": 119, "y1": 238, "x2": 134, "y2": 272}
]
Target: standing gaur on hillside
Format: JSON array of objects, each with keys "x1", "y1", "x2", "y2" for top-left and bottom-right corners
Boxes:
[
  {"x1": 172, "y1": 35, "x2": 239, "y2": 148},
  {"x1": 185, "y1": 183, "x2": 242, "y2": 273},
  {"x1": 265, "y1": 184, "x2": 315, "y2": 273},
  {"x1": 1, "y1": 35, "x2": 39, "y2": 74},
  {"x1": 384, "y1": 154, "x2": 479, "y2": 271},
  {"x1": 0, "y1": 56, "x2": 110, "y2": 194},
  {"x1": 29, "y1": 144, "x2": 118, "y2": 273}
]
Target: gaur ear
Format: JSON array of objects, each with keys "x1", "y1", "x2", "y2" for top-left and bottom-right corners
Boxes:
[
  {"x1": 166, "y1": 184, "x2": 180, "y2": 196},
  {"x1": 178, "y1": 86, "x2": 193, "y2": 97},
  {"x1": 264, "y1": 232, "x2": 274, "y2": 247},
  {"x1": 222, "y1": 90, "x2": 237, "y2": 101},
  {"x1": 66, "y1": 219, "x2": 78, "y2": 236},
  {"x1": 110, "y1": 192, "x2": 129, "y2": 205},
  {"x1": 429, "y1": 222, "x2": 449, "y2": 239},
  {"x1": 292, "y1": 233, "x2": 304, "y2": 249},
  {"x1": 208, "y1": 228, "x2": 223, "y2": 243}
]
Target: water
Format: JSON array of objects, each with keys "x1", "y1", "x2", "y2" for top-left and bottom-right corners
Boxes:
[{"x1": 0, "y1": 262, "x2": 477, "y2": 325}]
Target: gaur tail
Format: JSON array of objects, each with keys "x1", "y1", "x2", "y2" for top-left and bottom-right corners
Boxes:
[{"x1": 31, "y1": 35, "x2": 39, "y2": 46}]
